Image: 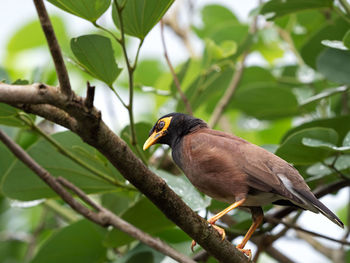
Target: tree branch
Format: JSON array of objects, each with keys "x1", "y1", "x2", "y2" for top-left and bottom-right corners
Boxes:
[
  {"x1": 0, "y1": 129, "x2": 195, "y2": 263},
  {"x1": 33, "y1": 0, "x2": 72, "y2": 98},
  {"x1": 160, "y1": 19, "x2": 193, "y2": 115}
]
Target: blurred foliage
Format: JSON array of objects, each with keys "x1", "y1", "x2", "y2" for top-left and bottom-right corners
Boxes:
[{"x1": 1, "y1": 0, "x2": 350, "y2": 262}]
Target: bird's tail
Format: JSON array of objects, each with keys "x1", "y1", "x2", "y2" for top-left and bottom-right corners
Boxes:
[{"x1": 294, "y1": 188, "x2": 344, "y2": 228}]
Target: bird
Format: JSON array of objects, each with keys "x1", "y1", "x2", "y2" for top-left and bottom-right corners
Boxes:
[{"x1": 143, "y1": 112, "x2": 344, "y2": 257}]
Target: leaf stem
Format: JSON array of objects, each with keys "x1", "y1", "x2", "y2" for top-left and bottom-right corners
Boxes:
[
  {"x1": 113, "y1": 0, "x2": 147, "y2": 164},
  {"x1": 108, "y1": 85, "x2": 128, "y2": 108}
]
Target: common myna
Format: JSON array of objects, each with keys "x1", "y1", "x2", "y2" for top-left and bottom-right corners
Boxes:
[{"x1": 143, "y1": 113, "x2": 344, "y2": 257}]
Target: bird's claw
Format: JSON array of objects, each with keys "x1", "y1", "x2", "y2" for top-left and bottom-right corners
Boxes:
[
  {"x1": 190, "y1": 221, "x2": 226, "y2": 252},
  {"x1": 191, "y1": 240, "x2": 197, "y2": 252},
  {"x1": 211, "y1": 224, "x2": 226, "y2": 240},
  {"x1": 236, "y1": 246, "x2": 252, "y2": 259}
]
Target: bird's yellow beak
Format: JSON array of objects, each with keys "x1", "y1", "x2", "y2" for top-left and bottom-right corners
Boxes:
[
  {"x1": 143, "y1": 131, "x2": 161, "y2": 150},
  {"x1": 143, "y1": 116, "x2": 173, "y2": 150}
]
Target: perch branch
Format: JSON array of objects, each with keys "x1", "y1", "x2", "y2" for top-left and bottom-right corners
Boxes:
[{"x1": 33, "y1": 0, "x2": 72, "y2": 98}]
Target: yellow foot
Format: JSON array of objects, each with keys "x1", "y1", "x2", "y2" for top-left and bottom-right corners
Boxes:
[
  {"x1": 191, "y1": 240, "x2": 197, "y2": 252},
  {"x1": 236, "y1": 246, "x2": 252, "y2": 259},
  {"x1": 190, "y1": 221, "x2": 226, "y2": 252}
]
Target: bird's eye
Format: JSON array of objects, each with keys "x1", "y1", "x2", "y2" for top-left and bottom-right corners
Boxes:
[{"x1": 158, "y1": 121, "x2": 165, "y2": 130}]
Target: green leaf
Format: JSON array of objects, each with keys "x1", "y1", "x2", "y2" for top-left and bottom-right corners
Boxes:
[
  {"x1": 206, "y1": 39, "x2": 237, "y2": 60},
  {"x1": 0, "y1": 103, "x2": 24, "y2": 127},
  {"x1": 15, "y1": 129, "x2": 39, "y2": 149},
  {"x1": 70, "y1": 34, "x2": 121, "y2": 85},
  {"x1": 120, "y1": 122, "x2": 153, "y2": 159},
  {"x1": 343, "y1": 30, "x2": 350, "y2": 49},
  {"x1": 281, "y1": 115, "x2": 350, "y2": 143},
  {"x1": 47, "y1": 0, "x2": 110, "y2": 22},
  {"x1": 194, "y1": 4, "x2": 240, "y2": 40},
  {"x1": 343, "y1": 131, "x2": 350, "y2": 147},
  {"x1": 302, "y1": 138, "x2": 350, "y2": 153},
  {"x1": 231, "y1": 84, "x2": 299, "y2": 119},
  {"x1": 134, "y1": 60, "x2": 165, "y2": 87},
  {"x1": 6, "y1": 16, "x2": 68, "y2": 58},
  {"x1": 301, "y1": 17, "x2": 350, "y2": 68},
  {"x1": 112, "y1": 0, "x2": 174, "y2": 39},
  {"x1": 154, "y1": 169, "x2": 211, "y2": 211},
  {"x1": 239, "y1": 66, "x2": 275, "y2": 87},
  {"x1": 0, "y1": 240, "x2": 27, "y2": 263},
  {"x1": 252, "y1": 28, "x2": 284, "y2": 63},
  {"x1": 120, "y1": 244, "x2": 164, "y2": 263},
  {"x1": 101, "y1": 190, "x2": 138, "y2": 216},
  {"x1": 260, "y1": 0, "x2": 333, "y2": 20},
  {"x1": 276, "y1": 127, "x2": 339, "y2": 164},
  {"x1": 2, "y1": 132, "x2": 120, "y2": 201},
  {"x1": 0, "y1": 142, "x2": 14, "y2": 191},
  {"x1": 31, "y1": 220, "x2": 107, "y2": 263},
  {"x1": 316, "y1": 48, "x2": 350, "y2": 85},
  {"x1": 104, "y1": 198, "x2": 174, "y2": 247}
]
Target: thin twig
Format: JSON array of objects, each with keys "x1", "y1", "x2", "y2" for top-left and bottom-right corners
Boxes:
[
  {"x1": 33, "y1": 0, "x2": 72, "y2": 98},
  {"x1": 278, "y1": 28, "x2": 304, "y2": 65},
  {"x1": 296, "y1": 231, "x2": 336, "y2": 261},
  {"x1": 112, "y1": 0, "x2": 147, "y2": 164},
  {"x1": 208, "y1": 13, "x2": 259, "y2": 128},
  {"x1": 160, "y1": 19, "x2": 193, "y2": 116},
  {"x1": 0, "y1": 129, "x2": 196, "y2": 263},
  {"x1": 265, "y1": 216, "x2": 350, "y2": 246}
]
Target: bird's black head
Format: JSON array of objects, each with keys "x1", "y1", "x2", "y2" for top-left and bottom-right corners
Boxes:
[{"x1": 143, "y1": 113, "x2": 208, "y2": 150}]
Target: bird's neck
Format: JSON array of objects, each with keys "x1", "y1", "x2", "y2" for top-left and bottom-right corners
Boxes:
[{"x1": 170, "y1": 118, "x2": 208, "y2": 148}]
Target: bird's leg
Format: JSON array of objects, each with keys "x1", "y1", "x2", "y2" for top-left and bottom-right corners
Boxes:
[
  {"x1": 236, "y1": 207, "x2": 264, "y2": 258},
  {"x1": 191, "y1": 198, "x2": 246, "y2": 251}
]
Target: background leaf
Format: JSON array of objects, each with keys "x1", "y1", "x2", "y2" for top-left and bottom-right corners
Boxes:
[
  {"x1": 2, "y1": 132, "x2": 121, "y2": 201},
  {"x1": 276, "y1": 127, "x2": 339, "y2": 164},
  {"x1": 71, "y1": 34, "x2": 121, "y2": 85},
  {"x1": 112, "y1": 0, "x2": 174, "y2": 39},
  {"x1": 317, "y1": 48, "x2": 350, "y2": 85},
  {"x1": 47, "y1": 0, "x2": 110, "y2": 22},
  {"x1": 260, "y1": 0, "x2": 333, "y2": 20},
  {"x1": 31, "y1": 220, "x2": 107, "y2": 263}
]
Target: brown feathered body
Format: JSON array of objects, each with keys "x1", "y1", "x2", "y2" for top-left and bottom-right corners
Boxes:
[{"x1": 172, "y1": 127, "x2": 343, "y2": 227}]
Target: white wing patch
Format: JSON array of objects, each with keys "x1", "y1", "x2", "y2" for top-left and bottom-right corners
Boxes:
[{"x1": 277, "y1": 173, "x2": 307, "y2": 205}]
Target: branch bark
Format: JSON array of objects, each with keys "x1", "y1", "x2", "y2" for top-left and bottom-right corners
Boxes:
[
  {"x1": 0, "y1": 129, "x2": 195, "y2": 263},
  {"x1": 33, "y1": 0, "x2": 72, "y2": 97}
]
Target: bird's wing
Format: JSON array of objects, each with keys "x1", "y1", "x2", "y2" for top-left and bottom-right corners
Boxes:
[
  {"x1": 202, "y1": 129, "x2": 312, "y2": 206},
  {"x1": 184, "y1": 129, "x2": 343, "y2": 227}
]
